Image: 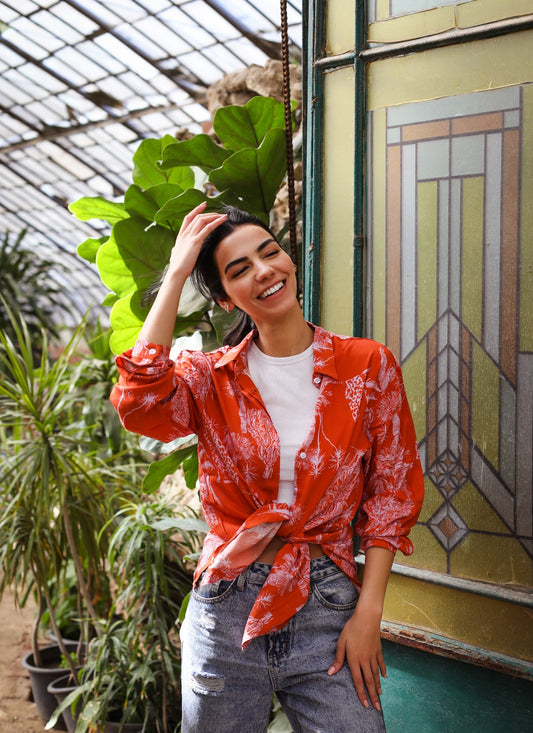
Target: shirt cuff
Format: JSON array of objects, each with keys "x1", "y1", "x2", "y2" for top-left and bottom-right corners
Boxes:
[
  {"x1": 359, "y1": 536, "x2": 413, "y2": 555},
  {"x1": 131, "y1": 339, "x2": 170, "y2": 362}
]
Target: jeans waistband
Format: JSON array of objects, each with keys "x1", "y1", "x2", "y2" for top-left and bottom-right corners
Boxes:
[{"x1": 243, "y1": 553, "x2": 338, "y2": 587}]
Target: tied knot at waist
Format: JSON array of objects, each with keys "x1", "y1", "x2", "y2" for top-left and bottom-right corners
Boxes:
[{"x1": 197, "y1": 502, "x2": 344, "y2": 648}]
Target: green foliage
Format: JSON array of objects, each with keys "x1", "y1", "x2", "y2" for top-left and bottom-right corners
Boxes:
[
  {"x1": 0, "y1": 229, "x2": 65, "y2": 350},
  {"x1": 0, "y1": 304, "x2": 140, "y2": 672},
  {"x1": 74, "y1": 319, "x2": 143, "y2": 459},
  {"x1": 69, "y1": 96, "x2": 289, "y2": 354},
  {"x1": 68, "y1": 498, "x2": 207, "y2": 732}
]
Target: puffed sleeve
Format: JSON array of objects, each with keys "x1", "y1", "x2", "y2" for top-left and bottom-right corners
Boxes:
[
  {"x1": 110, "y1": 339, "x2": 206, "y2": 443},
  {"x1": 354, "y1": 345, "x2": 424, "y2": 555}
]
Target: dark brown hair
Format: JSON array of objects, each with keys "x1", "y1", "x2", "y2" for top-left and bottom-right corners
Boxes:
[{"x1": 191, "y1": 206, "x2": 277, "y2": 346}]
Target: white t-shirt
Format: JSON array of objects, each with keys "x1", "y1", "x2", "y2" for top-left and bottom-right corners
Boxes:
[{"x1": 247, "y1": 341, "x2": 319, "y2": 505}]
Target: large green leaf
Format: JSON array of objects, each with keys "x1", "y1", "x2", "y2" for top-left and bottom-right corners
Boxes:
[
  {"x1": 154, "y1": 188, "x2": 243, "y2": 231},
  {"x1": 96, "y1": 219, "x2": 175, "y2": 298},
  {"x1": 208, "y1": 128, "x2": 287, "y2": 220},
  {"x1": 109, "y1": 290, "x2": 207, "y2": 355},
  {"x1": 142, "y1": 446, "x2": 196, "y2": 494},
  {"x1": 132, "y1": 135, "x2": 195, "y2": 189},
  {"x1": 68, "y1": 196, "x2": 128, "y2": 225},
  {"x1": 102, "y1": 292, "x2": 118, "y2": 306},
  {"x1": 109, "y1": 292, "x2": 145, "y2": 354},
  {"x1": 159, "y1": 134, "x2": 231, "y2": 173},
  {"x1": 124, "y1": 183, "x2": 185, "y2": 222},
  {"x1": 154, "y1": 188, "x2": 206, "y2": 231},
  {"x1": 77, "y1": 236, "x2": 108, "y2": 264},
  {"x1": 209, "y1": 304, "x2": 238, "y2": 346},
  {"x1": 213, "y1": 96, "x2": 286, "y2": 152},
  {"x1": 177, "y1": 278, "x2": 211, "y2": 318}
]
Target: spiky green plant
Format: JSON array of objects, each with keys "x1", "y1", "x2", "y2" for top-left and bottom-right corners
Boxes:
[
  {"x1": 0, "y1": 229, "x2": 65, "y2": 349},
  {"x1": 0, "y1": 305, "x2": 135, "y2": 676}
]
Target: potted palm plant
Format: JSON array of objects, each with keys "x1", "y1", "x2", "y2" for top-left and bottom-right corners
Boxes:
[
  {"x1": 47, "y1": 497, "x2": 207, "y2": 733},
  {"x1": 0, "y1": 307, "x2": 136, "y2": 728}
]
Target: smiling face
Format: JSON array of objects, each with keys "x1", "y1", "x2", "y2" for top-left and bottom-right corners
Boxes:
[{"x1": 214, "y1": 224, "x2": 298, "y2": 326}]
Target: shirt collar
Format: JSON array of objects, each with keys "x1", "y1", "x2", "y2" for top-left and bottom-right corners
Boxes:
[{"x1": 214, "y1": 323, "x2": 338, "y2": 380}]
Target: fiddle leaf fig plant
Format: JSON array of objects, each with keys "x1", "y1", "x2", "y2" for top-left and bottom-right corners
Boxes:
[{"x1": 68, "y1": 95, "x2": 289, "y2": 354}]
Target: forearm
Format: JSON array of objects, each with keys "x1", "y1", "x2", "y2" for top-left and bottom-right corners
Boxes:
[
  {"x1": 356, "y1": 546, "x2": 394, "y2": 618},
  {"x1": 138, "y1": 267, "x2": 188, "y2": 348}
]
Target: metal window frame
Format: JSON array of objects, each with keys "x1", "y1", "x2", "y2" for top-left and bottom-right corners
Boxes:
[{"x1": 301, "y1": 1, "x2": 533, "y2": 678}]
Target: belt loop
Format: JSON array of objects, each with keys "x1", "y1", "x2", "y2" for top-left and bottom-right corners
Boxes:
[{"x1": 236, "y1": 567, "x2": 248, "y2": 590}]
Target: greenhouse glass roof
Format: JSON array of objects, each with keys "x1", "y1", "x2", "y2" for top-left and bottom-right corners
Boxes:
[{"x1": 0, "y1": 0, "x2": 302, "y2": 322}]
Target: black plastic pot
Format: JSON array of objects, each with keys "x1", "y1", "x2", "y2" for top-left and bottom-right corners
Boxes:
[
  {"x1": 22, "y1": 642, "x2": 80, "y2": 730},
  {"x1": 47, "y1": 672, "x2": 81, "y2": 733}
]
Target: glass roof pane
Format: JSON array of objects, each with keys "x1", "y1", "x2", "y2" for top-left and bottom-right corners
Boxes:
[
  {"x1": 0, "y1": 42, "x2": 24, "y2": 66},
  {"x1": 79, "y1": 39, "x2": 128, "y2": 76},
  {"x1": 100, "y1": 0, "x2": 147, "y2": 23},
  {"x1": 202, "y1": 43, "x2": 247, "y2": 74},
  {"x1": 32, "y1": 9, "x2": 85, "y2": 44},
  {"x1": 1, "y1": 74, "x2": 33, "y2": 105},
  {"x1": 178, "y1": 50, "x2": 226, "y2": 84},
  {"x1": 160, "y1": 7, "x2": 214, "y2": 48},
  {"x1": 225, "y1": 37, "x2": 269, "y2": 66},
  {"x1": 0, "y1": 0, "x2": 302, "y2": 321},
  {"x1": 183, "y1": 2, "x2": 241, "y2": 39},
  {"x1": 134, "y1": 0, "x2": 173, "y2": 11},
  {"x1": 3, "y1": 27, "x2": 48, "y2": 59},
  {"x1": 50, "y1": 2, "x2": 100, "y2": 35},
  {"x1": 115, "y1": 23, "x2": 170, "y2": 59},
  {"x1": 0, "y1": 118, "x2": 28, "y2": 142},
  {"x1": 2, "y1": 0, "x2": 39, "y2": 15},
  {"x1": 0, "y1": 3, "x2": 18, "y2": 22},
  {"x1": 43, "y1": 54, "x2": 88, "y2": 87},
  {"x1": 12, "y1": 16, "x2": 64, "y2": 53},
  {"x1": 129, "y1": 16, "x2": 193, "y2": 56},
  {"x1": 64, "y1": 0, "x2": 122, "y2": 26},
  {"x1": 19, "y1": 62, "x2": 67, "y2": 94},
  {"x1": 53, "y1": 46, "x2": 108, "y2": 83},
  {"x1": 95, "y1": 33, "x2": 158, "y2": 79}
]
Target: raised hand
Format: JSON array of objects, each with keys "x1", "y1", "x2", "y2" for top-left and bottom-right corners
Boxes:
[
  {"x1": 168, "y1": 201, "x2": 227, "y2": 281},
  {"x1": 137, "y1": 202, "x2": 227, "y2": 348}
]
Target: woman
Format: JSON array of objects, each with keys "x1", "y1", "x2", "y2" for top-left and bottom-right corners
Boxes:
[{"x1": 111, "y1": 202, "x2": 424, "y2": 733}]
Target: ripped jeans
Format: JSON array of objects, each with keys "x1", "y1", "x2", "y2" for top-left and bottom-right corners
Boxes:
[{"x1": 180, "y1": 555, "x2": 386, "y2": 733}]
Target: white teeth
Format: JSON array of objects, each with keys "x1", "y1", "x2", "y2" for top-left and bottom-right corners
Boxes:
[{"x1": 259, "y1": 282, "x2": 283, "y2": 299}]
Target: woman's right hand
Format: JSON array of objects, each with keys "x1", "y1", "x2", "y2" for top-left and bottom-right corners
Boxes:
[
  {"x1": 138, "y1": 202, "x2": 226, "y2": 348},
  {"x1": 167, "y1": 201, "x2": 227, "y2": 282}
]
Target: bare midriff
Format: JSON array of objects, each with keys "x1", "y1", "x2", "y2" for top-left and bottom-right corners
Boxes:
[{"x1": 256, "y1": 534, "x2": 325, "y2": 564}]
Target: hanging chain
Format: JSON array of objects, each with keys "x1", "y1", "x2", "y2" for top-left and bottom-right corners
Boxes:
[{"x1": 280, "y1": 0, "x2": 298, "y2": 272}]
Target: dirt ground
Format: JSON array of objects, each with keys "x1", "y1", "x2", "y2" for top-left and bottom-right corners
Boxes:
[{"x1": 0, "y1": 589, "x2": 45, "y2": 732}]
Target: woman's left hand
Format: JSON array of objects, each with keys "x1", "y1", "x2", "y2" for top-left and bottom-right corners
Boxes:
[
  {"x1": 326, "y1": 546, "x2": 394, "y2": 711},
  {"x1": 328, "y1": 602, "x2": 385, "y2": 710}
]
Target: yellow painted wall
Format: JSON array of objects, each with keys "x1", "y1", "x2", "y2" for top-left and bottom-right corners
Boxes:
[
  {"x1": 321, "y1": 1, "x2": 533, "y2": 667},
  {"x1": 369, "y1": 0, "x2": 533, "y2": 43},
  {"x1": 385, "y1": 576, "x2": 533, "y2": 662},
  {"x1": 367, "y1": 29, "x2": 533, "y2": 111},
  {"x1": 321, "y1": 66, "x2": 355, "y2": 336}
]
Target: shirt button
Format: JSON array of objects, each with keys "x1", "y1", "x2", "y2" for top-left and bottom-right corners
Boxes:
[
  {"x1": 313, "y1": 376, "x2": 321, "y2": 385},
  {"x1": 299, "y1": 451, "x2": 307, "y2": 459}
]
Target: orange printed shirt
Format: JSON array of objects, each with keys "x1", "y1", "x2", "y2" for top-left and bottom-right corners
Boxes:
[{"x1": 111, "y1": 325, "x2": 424, "y2": 646}]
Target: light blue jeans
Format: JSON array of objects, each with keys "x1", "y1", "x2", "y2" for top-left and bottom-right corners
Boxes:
[{"x1": 180, "y1": 555, "x2": 386, "y2": 732}]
